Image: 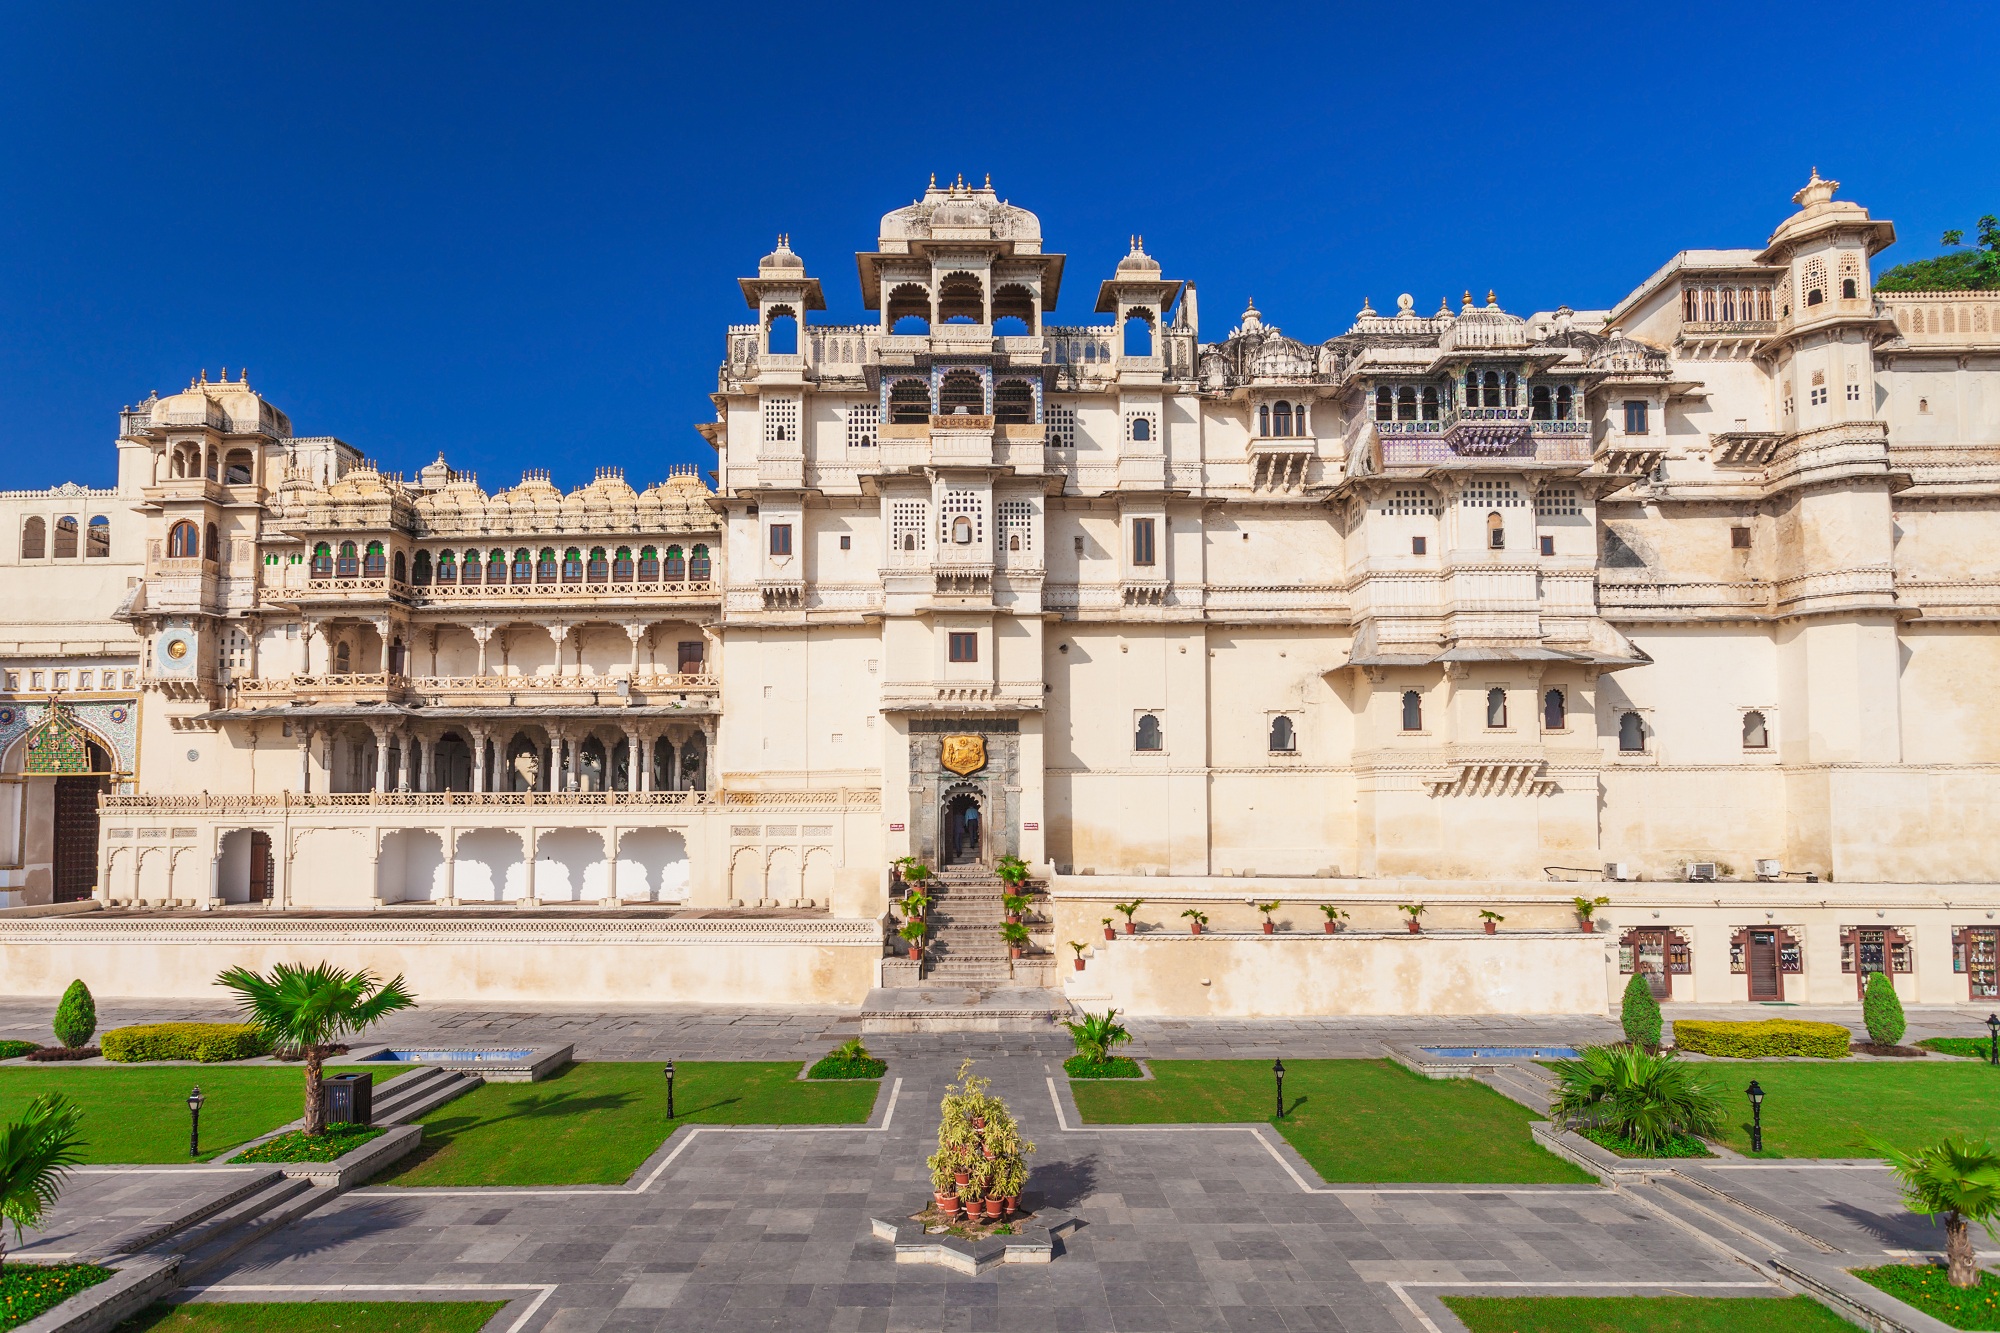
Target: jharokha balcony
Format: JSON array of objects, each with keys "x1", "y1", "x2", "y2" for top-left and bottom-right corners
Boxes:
[{"x1": 234, "y1": 672, "x2": 720, "y2": 709}]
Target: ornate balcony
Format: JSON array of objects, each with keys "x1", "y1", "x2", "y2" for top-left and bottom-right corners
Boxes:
[{"x1": 235, "y1": 672, "x2": 721, "y2": 709}]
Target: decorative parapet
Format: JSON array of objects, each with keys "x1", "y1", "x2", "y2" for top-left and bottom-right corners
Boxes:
[
  {"x1": 1424, "y1": 759, "x2": 1558, "y2": 797},
  {"x1": 0, "y1": 914, "x2": 883, "y2": 946},
  {"x1": 101, "y1": 788, "x2": 879, "y2": 814}
]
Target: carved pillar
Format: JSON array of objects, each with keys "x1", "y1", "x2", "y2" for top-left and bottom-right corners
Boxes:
[
  {"x1": 604, "y1": 827, "x2": 620, "y2": 905},
  {"x1": 548, "y1": 623, "x2": 571, "y2": 680},
  {"x1": 300, "y1": 619, "x2": 316, "y2": 675},
  {"x1": 638, "y1": 732, "x2": 652, "y2": 793},
  {"x1": 422, "y1": 734, "x2": 439, "y2": 792},
  {"x1": 469, "y1": 727, "x2": 488, "y2": 794},
  {"x1": 539, "y1": 737, "x2": 554, "y2": 792},
  {"x1": 372, "y1": 617, "x2": 395, "y2": 674},
  {"x1": 625, "y1": 623, "x2": 645, "y2": 679},
  {"x1": 626, "y1": 727, "x2": 641, "y2": 793},
  {"x1": 442, "y1": 829, "x2": 459, "y2": 906},
  {"x1": 522, "y1": 827, "x2": 538, "y2": 905},
  {"x1": 397, "y1": 728, "x2": 415, "y2": 792},
  {"x1": 298, "y1": 724, "x2": 314, "y2": 793},
  {"x1": 370, "y1": 724, "x2": 391, "y2": 793},
  {"x1": 471, "y1": 624, "x2": 494, "y2": 678}
]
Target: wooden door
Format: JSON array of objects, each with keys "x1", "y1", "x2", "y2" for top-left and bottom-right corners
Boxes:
[
  {"x1": 52, "y1": 774, "x2": 107, "y2": 902},
  {"x1": 1628, "y1": 929, "x2": 1672, "y2": 999},
  {"x1": 248, "y1": 831, "x2": 273, "y2": 902},
  {"x1": 1747, "y1": 930, "x2": 1782, "y2": 1002}
]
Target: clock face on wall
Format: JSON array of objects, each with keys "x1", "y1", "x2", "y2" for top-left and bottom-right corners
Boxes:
[{"x1": 155, "y1": 628, "x2": 198, "y2": 676}]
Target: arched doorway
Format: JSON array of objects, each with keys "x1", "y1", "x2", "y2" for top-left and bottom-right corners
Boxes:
[
  {"x1": 53, "y1": 739, "x2": 113, "y2": 903},
  {"x1": 941, "y1": 789, "x2": 984, "y2": 866}
]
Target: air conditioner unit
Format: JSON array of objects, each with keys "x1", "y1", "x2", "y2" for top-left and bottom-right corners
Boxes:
[
  {"x1": 1754, "y1": 859, "x2": 1781, "y2": 880},
  {"x1": 1603, "y1": 862, "x2": 1631, "y2": 882},
  {"x1": 1687, "y1": 862, "x2": 1718, "y2": 882}
]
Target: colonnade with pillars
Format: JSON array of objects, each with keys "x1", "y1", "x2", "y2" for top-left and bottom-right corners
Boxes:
[{"x1": 295, "y1": 716, "x2": 715, "y2": 795}]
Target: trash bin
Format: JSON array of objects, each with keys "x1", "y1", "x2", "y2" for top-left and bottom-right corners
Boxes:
[{"x1": 322, "y1": 1072, "x2": 374, "y2": 1126}]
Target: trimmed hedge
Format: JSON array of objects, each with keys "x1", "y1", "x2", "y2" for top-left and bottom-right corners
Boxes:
[
  {"x1": 101, "y1": 1022, "x2": 271, "y2": 1063},
  {"x1": 1672, "y1": 1018, "x2": 1850, "y2": 1059}
]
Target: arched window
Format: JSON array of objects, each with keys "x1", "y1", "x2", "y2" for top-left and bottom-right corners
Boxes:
[
  {"x1": 1268, "y1": 716, "x2": 1295, "y2": 752},
  {"x1": 664, "y1": 545, "x2": 685, "y2": 580},
  {"x1": 1466, "y1": 368, "x2": 1480, "y2": 403},
  {"x1": 1008, "y1": 533, "x2": 1021, "y2": 551},
  {"x1": 223, "y1": 450, "x2": 253, "y2": 485},
  {"x1": 1803, "y1": 257, "x2": 1827, "y2": 307},
  {"x1": 765, "y1": 307, "x2": 797, "y2": 355},
  {"x1": 1375, "y1": 387, "x2": 1392, "y2": 422},
  {"x1": 889, "y1": 378, "x2": 931, "y2": 424},
  {"x1": 1544, "y1": 688, "x2": 1565, "y2": 730},
  {"x1": 20, "y1": 516, "x2": 45, "y2": 559},
  {"x1": 1135, "y1": 713, "x2": 1163, "y2": 751},
  {"x1": 1742, "y1": 710, "x2": 1769, "y2": 749},
  {"x1": 1401, "y1": 690, "x2": 1423, "y2": 732},
  {"x1": 492, "y1": 549, "x2": 512, "y2": 583},
  {"x1": 1421, "y1": 386, "x2": 1439, "y2": 421},
  {"x1": 544, "y1": 549, "x2": 565, "y2": 582},
  {"x1": 1260, "y1": 404, "x2": 1272, "y2": 435},
  {"x1": 992, "y1": 283, "x2": 1036, "y2": 333},
  {"x1": 1531, "y1": 385, "x2": 1552, "y2": 420},
  {"x1": 1556, "y1": 385, "x2": 1574, "y2": 420},
  {"x1": 637, "y1": 546, "x2": 658, "y2": 580},
  {"x1": 1483, "y1": 371, "x2": 1502, "y2": 407},
  {"x1": 1130, "y1": 417, "x2": 1152, "y2": 442},
  {"x1": 392, "y1": 550, "x2": 408, "y2": 583},
  {"x1": 1487, "y1": 512, "x2": 1506, "y2": 550},
  {"x1": 169, "y1": 520, "x2": 199, "y2": 559},
  {"x1": 446, "y1": 548, "x2": 468, "y2": 582},
  {"x1": 939, "y1": 370, "x2": 984, "y2": 416},
  {"x1": 1504, "y1": 373, "x2": 1518, "y2": 407},
  {"x1": 1618, "y1": 711, "x2": 1645, "y2": 752},
  {"x1": 334, "y1": 641, "x2": 350, "y2": 673},
  {"x1": 951, "y1": 515, "x2": 974, "y2": 545},
  {"x1": 587, "y1": 547, "x2": 609, "y2": 582},
  {"x1": 204, "y1": 523, "x2": 220, "y2": 563},
  {"x1": 82, "y1": 516, "x2": 107, "y2": 558},
  {"x1": 689, "y1": 544, "x2": 711, "y2": 581},
  {"x1": 1389, "y1": 388, "x2": 1411, "y2": 422},
  {"x1": 1841, "y1": 278, "x2": 1857, "y2": 300},
  {"x1": 937, "y1": 273, "x2": 983, "y2": 323},
  {"x1": 310, "y1": 541, "x2": 332, "y2": 578},
  {"x1": 1275, "y1": 401, "x2": 1295, "y2": 435},
  {"x1": 994, "y1": 380, "x2": 1034, "y2": 424},
  {"x1": 336, "y1": 541, "x2": 358, "y2": 577},
  {"x1": 431, "y1": 550, "x2": 451, "y2": 583},
  {"x1": 511, "y1": 549, "x2": 533, "y2": 582},
  {"x1": 363, "y1": 542, "x2": 386, "y2": 578},
  {"x1": 51, "y1": 516, "x2": 78, "y2": 559},
  {"x1": 1123, "y1": 312, "x2": 1153, "y2": 357},
  {"x1": 1486, "y1": 687, "x2": 1508, "y2": 728},
  {"x1": 613, "y1": 547, "x2": 633, "y2": 581}
]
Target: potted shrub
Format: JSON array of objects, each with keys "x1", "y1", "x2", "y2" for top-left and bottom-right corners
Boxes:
[
  {"x1": 1000, "y1": 922, "x2": 1031, "y2": 959},
  {"x1": 900, "y1": 890, "x2": 932, "y2": 924},
  {"x1": 1181, "y1": 908, "x2": 1209, "y2": 935},
  {"x1": 1001, "y1": 892, "x2": 1033, "y2": 924},
  {"x1": 928, "y1": 1155, "x2": 960, "y2": 1216},
  {"x1": 1101, "y1": 916, "x2": 1116, "y2": 941},
  {"x1": 991, "y1": 1155, "x2": 1026, "y2": 1215},
  {"x1": 1256, "y1": 901, "x2": 1281, "y2": 935},
  {"x1": 995, "y1": 854, "x2": 1031, "y2": 887},
  {"x1": 1479, "y1": 909, "x2": 1505, "y2": 935},
  {"x1": 1068, "y1": 941, "x2": 1088, "y2": 972},
  {"x1": 1319, "y1": 905, "x2": 1349, "y2": 934},
  {"x1": 928, "y1": 1061, "x2": 1034, "y2": 1228},
  {"x1": 1400, "y1": 903, "x2": 1426, "y2": 934},
  {"x1": 898, "y1": 920, "x2": 927, "y2": 961},
  {"x1": 1573, "y1": 895, "x2": 1610, "y2": 932},
  {"x1": 1114, "y1": 899, "x2": 1144, "y2": 935}
]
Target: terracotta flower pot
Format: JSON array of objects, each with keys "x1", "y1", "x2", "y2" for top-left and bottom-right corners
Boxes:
[
  {"x1": 1190, "y1": 922, "x2": 1203, "y2": 935},
  {"x1": 907, "y1": 945, "x2": 921, "y2": 960},
  {"x1": 985, "y1": 1197, "x2": 1003, "y2": 1218},
  {"x1": 1010, "y1": 946, "x2": 1022, "y2": 960},
  {"x1": 1006, "y1": 913, "x2": 1019, "y2": 924},
  {"x1": 1003, "y1": 1195, "x2": 1019, "y2": 1216},
  {"x1": 1124, "y1": 921, "x2": 1135, "y2": 935},
  {"x1": 1074, "y1": 958, "x2": 1085, "y2": 971},
  {"x1": 1484, "y1": 921, "x2": 1497, "y2": 935},
  {"x1": 935, "y1": 1191, "x2": 958, "y2": 1213},
  {"x1": 1261, "y1": 921, "x2": 1274, "y2": 935},
  {"x1": 954, "y1": 1170, "x2": 971, "y2": 1188},
  {"x1": 1406, "y1": 921, "x2": 1421, "y2": 934},
  {"x1": 1579, "y1": 920, "x2": 1596, "y2": 933},
  {"x1": 1323, "y1": 921, "x2": 1336, "y2": 934},
  {"x1": 1104, "y1": 926, "x2": 1115, "y2": 940}
]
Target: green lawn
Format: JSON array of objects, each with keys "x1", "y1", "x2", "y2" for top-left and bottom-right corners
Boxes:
[
  {"x1": 1700, "y1": 1062, "x2": 2000, "y2": 1157},
  {"x1": 1854, "y1": 1263, "x2": 2000, "y2": 1329},
  {"x1": 0, "y1": 1068, "x2": 308, "y2": 1163},
  {"x1": 1442, "y1": 1294, "x2": 1856, "y2": 1332},
  {"x1": 1071, "y1": 1059, "x2": 1592, "y2": 1184},
  {"x1": 114, "y1": 1301, "x2": 504, "y2": 1332},
  {"x1": 379, "y1": 1061, "x2": 880, "y2": 1186}
]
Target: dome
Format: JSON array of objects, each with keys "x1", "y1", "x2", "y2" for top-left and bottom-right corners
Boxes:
[
  {"x1": 1438, "y1": 290, "x2": 1528, "y2": 351},
  {"x1": 877, "y1": 175, "x2": 1043, "y2": 248},
  {"x1": 1116, "y1": 237, "x2": 1161, "y2": 275},
  {"x1": 758, "y1": 234, "x2": 804, "y2": 273}
]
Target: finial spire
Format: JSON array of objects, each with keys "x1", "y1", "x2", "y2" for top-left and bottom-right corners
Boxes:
[{"x1": 1487, "y1": 289, "x2": 1497, "y2": 307}]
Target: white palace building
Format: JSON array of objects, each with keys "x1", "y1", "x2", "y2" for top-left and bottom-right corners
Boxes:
[{"x1": 2, "y1": 171, "x2": 1998, "y2": 1019}]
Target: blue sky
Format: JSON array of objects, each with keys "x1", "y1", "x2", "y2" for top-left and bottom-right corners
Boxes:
[{"x1": 2, "y1": 1, "x2": 1993, "y2": 492}]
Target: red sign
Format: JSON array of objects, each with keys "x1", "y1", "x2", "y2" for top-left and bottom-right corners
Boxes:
[
  {"x1": 889, "y1": 823, "x2": 905, "y2": 831},
  {"x1": 1023, "y1": 822, "x2": 1039, "y2": 830}
]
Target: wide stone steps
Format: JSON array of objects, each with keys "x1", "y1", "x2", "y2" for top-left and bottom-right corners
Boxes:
[
  {"x1": 153, "y1": 1174, "x2": 327, "y2": 1283},
  {"x1": 373, "y1": 1065, "x2": 481, "y2": 1124}
]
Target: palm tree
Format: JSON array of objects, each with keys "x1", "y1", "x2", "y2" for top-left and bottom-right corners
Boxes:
[
  {"x1": 1876, "y1": 1135, "x2": 2000, "y2": 1287},
  {"x1": 1548, "y1": 1045, "x2": 1723, "y2": 1154},
  {"x1": 0, "y1": 1094, "x2": 85, "y2": 1270},
  {"x1": 1063, "y1": 1008, "x2": 1132, "y2": 1066},
  {"x1": 216, "y1": 963, "x2": 417, "y2": 1136}
]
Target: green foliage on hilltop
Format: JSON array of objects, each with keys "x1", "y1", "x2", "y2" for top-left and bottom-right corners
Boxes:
[{"x1": 1876, "y1": 215, "x2": 2000, "y2": 292}]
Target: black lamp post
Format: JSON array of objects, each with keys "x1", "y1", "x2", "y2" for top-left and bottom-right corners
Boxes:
[
  {"x1": 187, "y1": 1085, "x2": 205, "y2": 1159},
  {"x1": 1745, "y1": 1080, "x2": 1765, "y2": 1153},
  {"x1": 1987, "y1": 1014, "x2": 1999, "y2": 1068},
  {"x1": 1272, "y1": 1058, "x2": 1286, "y2": 1120},
  {"x1": 664, "y1": 1059, "x2": 676, "y2": 1120}
]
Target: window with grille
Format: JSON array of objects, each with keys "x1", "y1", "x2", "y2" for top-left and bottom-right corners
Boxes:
[
  {"x1": 1381, "y1": 489, "x2": 1435, "y2": 516},
  {"x1": 763, "y1": 396, "x2": 800, "y2": 444},
  {"x1": 846, "y1": 402, "x2": 878, "y2": 448},
  {"x1": 998, "y1": 499, "x2": 1033, "y2": 550},
  {"x1": 1803, "y1": 257, "x2": 1827, "y2": 307},
  {"x1": 939, "y1": 489, "x2": 983, "y2": 545},
  {"x1": 1535, "y1": 487, "x2": 1580, "y2": 518},
  {"x1": 1126, "y1": 415, "x2": 1156, "y2": 445},
  {"x1": 1460, "y1": 480, "x2": 1524, "y2": 509},
  {"x1": 222, "y1": 628, "x2": 251, "y2": 682},
  {"x1": 1047, "y1": 404, "x2": 1077, "y2": 449},
  {"x1": 891, "y1": 500, "x2": 928, "y2": 553}
]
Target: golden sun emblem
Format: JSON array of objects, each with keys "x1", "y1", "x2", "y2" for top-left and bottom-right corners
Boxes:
[{"x1": 940, "y1": 734, "x2": 986, "y2": 776}]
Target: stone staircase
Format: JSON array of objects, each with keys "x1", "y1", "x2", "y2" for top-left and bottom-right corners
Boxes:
[
  {"x1": 372, "y1": 1065, "x2": 481, "y2": 1124},
  {"x1": 923, "y1": 868, "x2": 1015, "y2": 988}
]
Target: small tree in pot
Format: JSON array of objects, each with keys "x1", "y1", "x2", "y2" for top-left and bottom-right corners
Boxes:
[
  {"x1": 1400, "y1": 903, "x2": 1427, "y2": 934},
  {"x1": 1068, "y1": 940, "x2": 1089, "y2": 971},
  {"x1": 1181, "y1": 908, "x2": 1209, "y2": 935},
  {"x1": 927, "y1": 1061, "x2": 1033, "y2": 1225},
  {"x1": 1000, "y1": 922, "x2": 1031, "y2": 959},
  {"x1": 1001, "y1": 893, "x2": 1033, "y2": 924},
  {"x1": 1114, "y1": 900, "x2": 1144, "y2": 935},
  {"x1": 1101, "y1": 916, "x2": 1116, "y2": 941},
  {"x1": 1256, "y1": 901, "x2": 1281, "y2": 935},
  {"x1": 1319, "y1": 904, "x2": 1349, "y2": 934},
  {"x1": 898, "y1": 920, "x2": 927, "y2": 961},
  {"x1": 1573, "y1": 895, "x2": 1610, "y2": 932},
  {"x1": 899, "y1": 890, "x2": 932, "y2": 924},
  {"x1": 1479, "y1": 910, "x2": 1505, "y2": 935},
  {"x1": 994, "y1": 854, "x2": 1031, "y2": 887}
]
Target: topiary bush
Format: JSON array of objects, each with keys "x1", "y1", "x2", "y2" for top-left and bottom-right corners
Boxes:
[
  {"x1": 1862, "y1": 971, "x2": 1908, "y2": 1047},
  {"x1": 51, "y1": 980, "x2": 96, "y2": 1050},
  {"x1": 101, "y1": 1022, "x2": 270, "y2": 1063},
  {"x1": 1621, "y1": 973, "x2": 1662, "y2": 1051},
  {"x1": 1672, "y1": 1018, "x2": 1849, "y2": 1059}
]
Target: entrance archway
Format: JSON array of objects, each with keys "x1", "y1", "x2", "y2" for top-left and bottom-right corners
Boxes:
[
  {"x1": 941, "y1": 788, "x2": 984, "y2": 866},
  {"x1": 53, "y1": 740, "x2": 112, "y2": 902}
]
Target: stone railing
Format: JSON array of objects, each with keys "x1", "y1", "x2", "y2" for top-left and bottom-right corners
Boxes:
[
  {"x1": 236, "y1": 672, "x2": 721, "y2": 704},
  {"x1": 1881, "y1": 291, "x2": 2000, "y2": 345},
  {"x1": 0, "y1": 915, "x2": 882, "y2": 946},
  {"x1": 102, "y1": 787, "x2": 879, "y2": 814}
]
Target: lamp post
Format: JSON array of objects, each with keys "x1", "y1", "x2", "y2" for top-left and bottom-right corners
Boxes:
[
  {"x1": 1272, "y1": 1058, "x2": 1285, "y2": 1121},
  {"x1": 1745, "y1": 1080, "x2": 1764, "y2": 1153},
  {"x1": 664, "y1": 1059, "x2": 676, "y2": 1121},
  {"x1": 1987, "y1": 1014, "x2": 1999, "y2": 1068},
  {"x1": 187, "y1": 1085, "x2": 205, "y2": 1159}
]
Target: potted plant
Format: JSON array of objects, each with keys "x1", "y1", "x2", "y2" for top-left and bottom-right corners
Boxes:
[
  {"x1": 1479, "y1": 909, "x2": 1505, "y2": 935},
  {"x1": 1114, "y1": 899, "x2": 1144, "y2": 935},
  {"x1": 991, "y1": 1155, "x2": 1026, "y2": 1216},
  {"x1": 1101, "y1": 916, "x2": 1116, "y2": 941},
  {"x1": 1256, "y1": 901, "x2": 1281, "y2": 935},
  {"x1": 901, "y1": 858, "x2": 934, "y2": 892},
  {"x1": 995, "y1": 854, "x2": 1031, "y2": 887},
  {"x1": 1319, "y1": 904, "x2": 1349, "y2": 934},
  {"x1": 929, "y1": 1060, "x2": 1034, "y2": 1229},
  {"x1": 1573, "y1": 895, "x2": 1610, "y2": 933},
  {"x1": 1068, "y1": 941, "x2": 1088, "y2": 972},
  {"x1": 928, "y1": 1154, "x2": 960, "y2": 1216},
  {"x1": 898, "y1": 920, "x2": 927, "y2": 961},
  {"x1": 900, "y1": 889, "x2": 932, "y2": 923},
  {"x1": 1000, "y1": 921, "x2": 1031, "y2": 959},
  {"x1": 1181, "y1": 908, "x2": 1209, "y2": 935},
  {"x1": 1400, "y1": 903, "x2": 1426, "y2": 934},
  {"x1": 1001, "y1": 892, "x2": 1033, "y2": 924}
]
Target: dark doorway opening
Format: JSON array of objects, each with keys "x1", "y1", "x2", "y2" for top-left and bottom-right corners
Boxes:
[
  {"x1": 248, "y1": 831, "x2": 273, "y2": 902},
  {"x1": 942, "y1": 791, "x2": 983, "y2": 866},
  {"x1": 52, "y1": 741, "x2": 112, "y2": 903}
]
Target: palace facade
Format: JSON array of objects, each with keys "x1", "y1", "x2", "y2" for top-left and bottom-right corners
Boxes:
[{"x1": 3, "y1": 171, "x2": 1999, "y2": 1016}]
